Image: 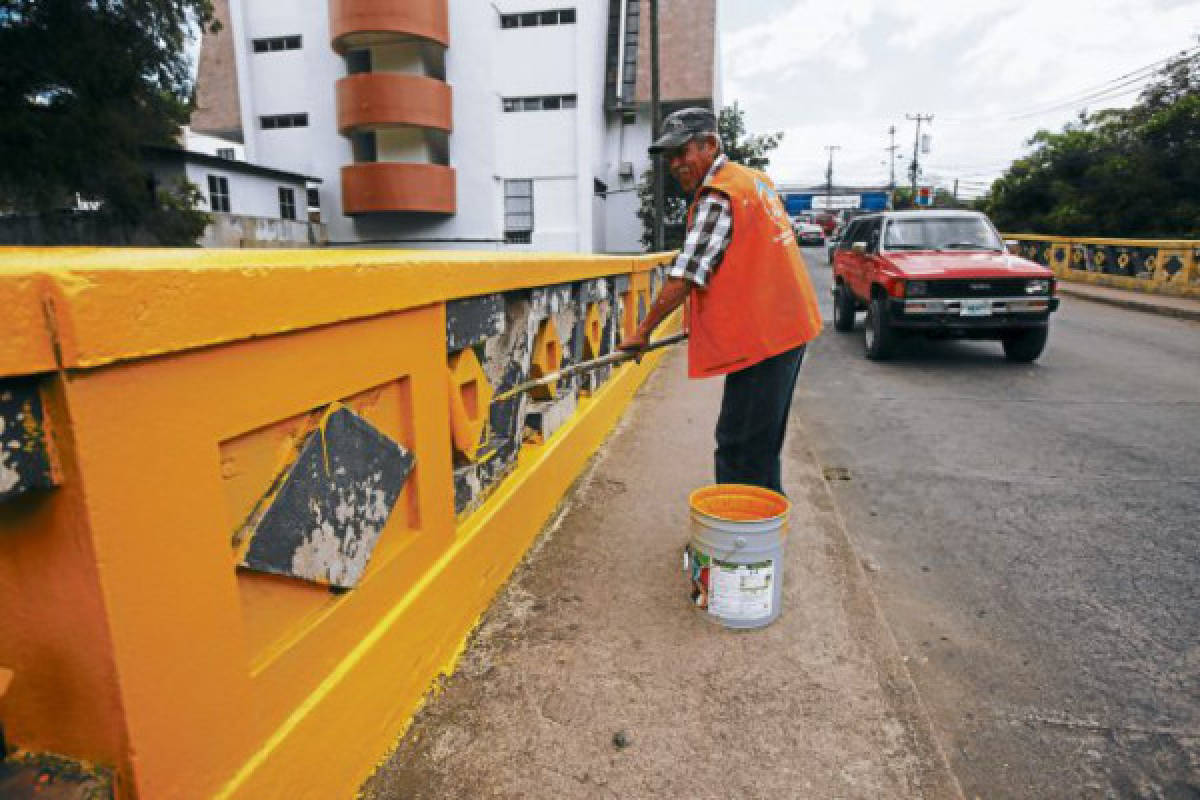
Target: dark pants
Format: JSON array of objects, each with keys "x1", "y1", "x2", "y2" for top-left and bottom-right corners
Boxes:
[{"x1": 714, "y1": 345, "x2": 806, "y2": 495}]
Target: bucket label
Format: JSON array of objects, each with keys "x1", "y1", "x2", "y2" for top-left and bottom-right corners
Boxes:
[{"x1": 708, "y1": 559, "x2": 774, "y2": 620}]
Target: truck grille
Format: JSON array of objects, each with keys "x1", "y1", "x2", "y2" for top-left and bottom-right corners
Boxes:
[{"x1": 922, "y1": 278, "x2": 1028, "y2": 298}]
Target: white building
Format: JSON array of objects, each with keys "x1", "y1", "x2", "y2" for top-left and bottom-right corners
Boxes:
[
  {"x1": 191, "y1": 0, "x2": 719, "y2": 251},
  {"x1": 142, "y1": 126, "x2": 326, "y2": 247}
]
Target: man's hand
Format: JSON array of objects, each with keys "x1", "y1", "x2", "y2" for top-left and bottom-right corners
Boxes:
[{"x1": 617, "y1": 331, "x2": 649, "y2": 363}]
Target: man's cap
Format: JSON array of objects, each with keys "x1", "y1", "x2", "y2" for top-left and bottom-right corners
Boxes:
[{"x1": 648, "y1": 107, "x2": 718, "y2": 154}]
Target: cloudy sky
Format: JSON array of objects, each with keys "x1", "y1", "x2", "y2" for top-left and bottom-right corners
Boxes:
[{"x1": 718, "y1": 0, "x2": 1200, "y2": 200}]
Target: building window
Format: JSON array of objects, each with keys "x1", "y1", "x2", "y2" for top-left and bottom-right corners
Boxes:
[
  {"x1": 501, "y1": 94, "x2": 577, "y2": 112},
  {"x1": 252, "y1": 35, "x2": 302, "y2": 53},
  {"x1": 345, "y1": 49, "x2": 372, "y2": 74},
  {"x1": 605, "y1": 0, "x2": 639, "y2": 109},
  {"x1": 306, "y1": 188, "x2": 320, "y2": 209},
  {"x1": 216, "y1": 147, "x2": 236, "y2": 160},
  {"x1": 501, "y1": 9, "x2": 576, "y2": 28},
  {"x1": 278, "y1": 187, "x2": 296, "y2": 220},
  {"x1": 504, "y1": 179, "x2": 533, "y2": 244},
  {"x1": 350, "y1": 131, "x2": 377, "y2": 162},
  {"x1": 260, "y1": 113, "x2": 308, "y2": 129},
  {"x1": 207, "y1": 175, "x2": 230, "y2": 212}
]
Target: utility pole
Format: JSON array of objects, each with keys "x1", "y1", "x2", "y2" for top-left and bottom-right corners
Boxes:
[
  {"x1": 952, "y1": 178, "x2": 959, "y2": 206},
  {"x1": 650, "y1": 0, "x2": 664, "y2": 251},
  {"x1": 824, "y1": 145, "x2": 840, "y2": 213},
  {"x1": 885, "y1": 125, "x2": 898, "y2": 191},
  {"x1": 906, "y1": 113, "x2": 933, "y2": 203}
]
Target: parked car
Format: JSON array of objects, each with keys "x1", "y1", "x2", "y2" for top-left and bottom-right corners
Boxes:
[
  {"x1": 794, "y1": 221, "x2": 825, "y2": 246},
  {"x1": 830, "y1": 210, "x2": 1059, "y2": 362}
]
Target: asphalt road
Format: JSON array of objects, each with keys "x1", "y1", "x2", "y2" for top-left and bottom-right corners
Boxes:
[{"x1": 793, "y1": 246, "x2": 1200, "y2": 799}]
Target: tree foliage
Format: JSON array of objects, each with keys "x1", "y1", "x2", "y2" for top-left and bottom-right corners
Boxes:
[
  {"x1": 0, "y1": 0, "x2": 216, "y2": 243},
  {"x1": 637, "y1": 102, "x2": 782, "y2": 250},
  {"x1": 978, "y1": 46, "x2": 1200, "y2": 237}
]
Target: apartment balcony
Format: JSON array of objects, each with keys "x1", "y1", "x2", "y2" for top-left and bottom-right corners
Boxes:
[
  {"x1": 330, "y1": 0, "x2": 449, "y2": 52},
  {"x1": 336, "y1": 73, "x2": 452, "y2": 135},
  {"x1": 341, "y1": 162, "x2": 456, "y2": 214}
]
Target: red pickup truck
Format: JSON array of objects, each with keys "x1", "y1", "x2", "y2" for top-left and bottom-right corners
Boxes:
[{"x1": 831, "y1": 210, "x2": 1059, "y2": 362}]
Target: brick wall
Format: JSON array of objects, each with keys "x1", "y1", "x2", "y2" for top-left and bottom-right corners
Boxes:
[
  {"x1": 635, "y1": 0, "x2": 717, "y2": 105},
  {"x1": 191, "y1": 0, "x2": 243, "y2": 139}
]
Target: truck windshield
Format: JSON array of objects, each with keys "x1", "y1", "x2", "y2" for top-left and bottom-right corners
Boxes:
[{"x1": 883, "y1": 217, "x2": 1003, "y2": 252}]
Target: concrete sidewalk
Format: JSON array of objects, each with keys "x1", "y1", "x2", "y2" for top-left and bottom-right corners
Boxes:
[
  {"x1": 359, "y1": 348, "x2": 963, "y2": 800},
  {"x1": 1057, "y1": 281, "x2": 1200, "y2": 322}
]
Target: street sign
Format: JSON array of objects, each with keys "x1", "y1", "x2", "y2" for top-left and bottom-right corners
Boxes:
[
  {"x1": 811, "y1": 194, "x2": 861, "y2": 210},
  {"x1": 915, "y1": 186, "x2": 933, "y2": 207}
]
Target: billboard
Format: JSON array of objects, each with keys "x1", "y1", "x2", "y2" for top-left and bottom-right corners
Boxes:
[{"x1": 782, "y1": 190, "x2": 891, "y2": 214}]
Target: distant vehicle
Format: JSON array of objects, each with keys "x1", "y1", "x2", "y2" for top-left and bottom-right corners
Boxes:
[
  {"x1": 794, "y1": 221, "x2": 825, "y2": 246},
  {"x1": 830, "y1": 210, "x2": 1059, "y2": 362},
  {"x1": 814, "y1": 212, "x2": 838, "y2": 236}
]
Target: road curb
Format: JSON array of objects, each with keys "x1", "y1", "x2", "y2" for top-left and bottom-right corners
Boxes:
[
  {"x1": 1057, "y1": 284, "x2": 1200, "y2": 322},
  {"x1": 793, "y1": 435, "x2": 967, "y2": 800}
]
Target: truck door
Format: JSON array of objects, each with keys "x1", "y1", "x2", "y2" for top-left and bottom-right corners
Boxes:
[{"x1": 836, "y1": 219, "x2": 863, "y2": 297}]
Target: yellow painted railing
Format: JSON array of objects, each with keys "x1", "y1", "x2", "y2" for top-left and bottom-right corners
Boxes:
[
  {"x1": 1002, "y1": 233, "x2": 1200, "y2": 299},
  {"x1": 0, "y1": 248, "x2": 675, "y2": 799}
]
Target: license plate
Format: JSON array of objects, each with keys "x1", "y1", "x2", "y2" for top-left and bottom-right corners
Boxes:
[{"x1": 961, "y1": 299, "x2": 992, "y2": 317}]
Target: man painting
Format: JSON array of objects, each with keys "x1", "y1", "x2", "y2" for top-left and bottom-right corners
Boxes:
[{"x1": 619, "y1": 107, "x2": 823, "y2": 494}]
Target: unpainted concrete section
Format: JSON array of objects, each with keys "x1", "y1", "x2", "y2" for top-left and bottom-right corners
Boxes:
[{"x1": 454, "y1": 279, "x2": 627, "y2": 516}]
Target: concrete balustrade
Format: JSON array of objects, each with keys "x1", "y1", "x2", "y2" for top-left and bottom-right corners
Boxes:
[
  {"x1": 1003, "y1": 233, "x2": 1200, "y2": 299},
  {"x1": 0, "y1": 248, "x2": 674, "y2": 798}
]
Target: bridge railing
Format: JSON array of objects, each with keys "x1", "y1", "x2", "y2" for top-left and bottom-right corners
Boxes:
[
  {"x1": 1002, "y1": 233, "x2": 1200, "y2": 299},
  {"x1": 0, "y1": 248, "x2": 673, "y2": 799}
]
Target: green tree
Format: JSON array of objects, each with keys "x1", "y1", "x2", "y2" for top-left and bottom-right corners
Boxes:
[
  {"x1": 978, "y1": 45, "x2": 1200, "y2": 237},
  {"x1": 0, "y1": 0, "x2": 216, "y2": 244},
  {"x1": 637, "y1": 102, "x2": 782, "y2": 250}
]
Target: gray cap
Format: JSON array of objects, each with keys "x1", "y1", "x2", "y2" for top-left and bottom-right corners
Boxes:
[{"x1": 648, "y1": 107, "x2": 718, "y2": 154}]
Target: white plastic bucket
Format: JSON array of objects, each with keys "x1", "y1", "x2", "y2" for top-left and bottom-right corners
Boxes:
[{"x1": 684, "y1": 484, "x2": 790, "y2": 630}]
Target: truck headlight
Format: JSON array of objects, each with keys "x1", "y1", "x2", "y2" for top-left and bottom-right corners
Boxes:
[
  {"x1": 906, "y1": 281, "x2": 928, "y2": 297},
  {"x1": 1025, "y1": 279, "x2": 1051, "y2": 295}
]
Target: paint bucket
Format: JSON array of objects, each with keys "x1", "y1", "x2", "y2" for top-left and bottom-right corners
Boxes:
[{"x1": 684, "y1": 484, "x2": 790, "y2": 630}]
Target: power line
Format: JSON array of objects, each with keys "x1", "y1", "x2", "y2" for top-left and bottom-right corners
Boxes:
[
  {"x1": 1010, "y1": 49, "x2": 1190, "y2": 116},
  {"x1": 1006, "y1": 70, "x2": 1178, "y2": 121},
  {"x1": 941, "y1": 44, "x2": 1199, "y2": 124}
]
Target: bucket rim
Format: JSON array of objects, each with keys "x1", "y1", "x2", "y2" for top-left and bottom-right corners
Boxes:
[{"x1": 688, "y1": 483, "x2": 791, "y2": 524}]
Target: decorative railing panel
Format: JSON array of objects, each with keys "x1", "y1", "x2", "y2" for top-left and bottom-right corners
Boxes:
[
  {"x1": 0, "y1": 250, "x2": 672, "y2": 799},
  {"x1": 1004, "y1": 233, "x2": 1200, "y2": 298}
]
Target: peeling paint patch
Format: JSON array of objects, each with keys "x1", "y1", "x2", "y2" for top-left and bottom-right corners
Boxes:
[
  {"x1": 0, "y1": 379, "x2": 57, "y2": 503},
  {"x1": 451, "y1": 276, "x2": 626, "y2": 515},
  {"x1": 446, "y1": 294, "x2": 505, "y2": 353},
  {"x1": 524, "y1": 392, "x2": 578, "y2": 443},
  {"x1": 239, "y1": 405, "x2": 414, "y2": 589}
]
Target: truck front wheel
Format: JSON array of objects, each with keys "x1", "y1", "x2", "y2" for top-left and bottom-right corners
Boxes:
[
  {"x1": 864, "y1": 294, "x2": 897, "y2": 360},
  {"x1": 1002, "y1": 327, "x2": 1048, "y2": 362},
  {"x1": 833, "y1": 284, "x2": 856, "y2": 332}
]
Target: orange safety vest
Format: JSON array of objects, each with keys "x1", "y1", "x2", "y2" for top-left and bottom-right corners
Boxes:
[{"x1": 685, "y1": 160, "x2": 823, "y2": 378}]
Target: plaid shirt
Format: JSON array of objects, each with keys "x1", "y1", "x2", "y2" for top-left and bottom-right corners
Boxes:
[{"x1": 667, "y1": 154, "x2": 732, "y2": 288}]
